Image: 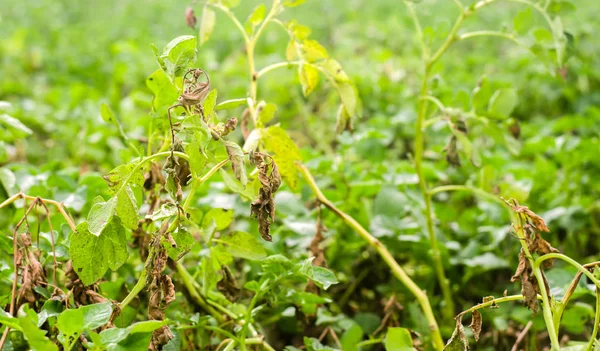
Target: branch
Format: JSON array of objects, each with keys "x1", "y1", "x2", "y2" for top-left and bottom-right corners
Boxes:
[{"x1": 296, "y1": 163, "x2": 444, "y2": 351}]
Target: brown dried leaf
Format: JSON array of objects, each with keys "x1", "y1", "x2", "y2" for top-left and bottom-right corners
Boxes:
[
  {"x1": 469, "y1": 310, "x2": 482, "y2": 342},
  {"x1": 521, "y1": 273, "x2": 538, "y2": 314},
  {"x1": 144, "y1": 162, "x2": 165, "y2": 191},
  {"x1": 445, "y1": 135, "x2": 461, "y2": 167},
  {"x1": 250, "y1": 153, "x2": 281, "y2": 241},
  {"x1": 217, "y1": 265, "x2": 240, "y2": 301},
  {"x1": 511, "y1": 249, "x2": 528, "y2": 282},
  {"x1": 185, "y1": 7, "x2": 197, "y2": 29}
]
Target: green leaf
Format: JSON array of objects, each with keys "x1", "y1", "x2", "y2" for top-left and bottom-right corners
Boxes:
[
  {"x1": 0, "y1": 113, "x2": 33, "y2": 137},
  {"x1": 199, "y1": 5, "x2": 216, "y2": 45},
  {"x1": 262, "y1": 126, "x2": 302, "y2": 189},
  {"x1": 246, "y1": 4, "x2": 266, "y2": 34},
  {"x1": 216, "y1": 98, "x2": 247, "y2": 111},
  {"x1": 216, "y1": 231, "x2": 267, "y2": 260},
  {"x1": 186, "y1": 132, "x2": 209, "y2": 176},
  {"x1": 488, "y1": 88, "x2": 518, "y2": 119},
  {"x1": 299, "y1": 64, "x2": 319, "y2": 97},
  {"x1": 385, "y1": 327, "x2": 414, "y2": 351},
  {"x1": 159, "y1": 35, "x2": 197, "y2": 78},
  {"x1": 318, "y1": 59, "x2": 350, "y2": 82},
  {"x1": 87, "y1": 196, "x2": 117, "y2": 236},
  {"x1": 203, "y1": 89, "x2": 218, "y2": 121},
  {"x1": 81, "y1": 302, "x2": 113, "y2": 329},
  {"x1": 513, "y1": 8, "x2": 534, "y2": 34},
  {"x1": 19, "y1": 307, "x2": 58, "y2": 351},
  {"x1": 301, "y1": 40, "x2": 329, "y2": 62},
  {"x1": 116, "y1": 186, "x2": 139, "y2": 230},
  {"x1": 0, "y1": 309, "x2": 22, "y2": 331},
  {"x1": 104, "y1": 163, "x2": 145, "y2": 194},
  {"x1": 58, "y1": 308, "x2": 85, "y2": 338},
  {"x1": 37, "y1": 300, "x2": 63, "y2": 327},
  {"x1": 202, "y1": 208, "x2": 234, "y2": 231},
  {"x1": 70, "y1": 220, "x2": 128, "y2": 285},
  {"x1": 341, "y1": 322, "x2": 363, "y2": 351},
  {"x1": 100, "y1": 103, "x2": 118, "y2": 126},
  {"x1": 301, "y1": 265, "x2": 338, "y2": 290},
  {"x1": 257, "y1": 102, "x2": 277, "y2": 126},
  {"x1": 335, "y1": 81, "x2": 360, "y2": 118},
  {"x1": 304, "y1": 337, "x2": 339, "y2": 351},
  {"x1": 146, "y1": 69, "x2": 179, "y2": 113},
  {"x1": 286, "y1": 40, "x2": 298, "y2": 61}
]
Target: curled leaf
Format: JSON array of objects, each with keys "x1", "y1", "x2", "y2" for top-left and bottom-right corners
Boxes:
[
  {"x1": 250, "y1": 152, "x2": 281, "y2": 241},
  {"x1": 185, "y1": 7, "x2": 197, "y2": 29},
  {"x1": 469, "y1": 310, "x2": 482, "y2": 342},
  {"x1": 444, "y1": 318, "x2": 469, "y2": 351}
]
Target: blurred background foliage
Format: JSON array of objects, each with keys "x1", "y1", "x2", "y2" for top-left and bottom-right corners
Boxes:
[{"x1": 1, "y1": 0, "x2": 600, "y2": 349}]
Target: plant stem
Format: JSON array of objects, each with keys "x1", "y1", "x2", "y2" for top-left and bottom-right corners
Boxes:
[
  {"x1": 587, "y1": 284, "x2": 600, "y2": 351},
  {"x1": 245, "y1": 337, "x2": 276, "y2": 351},
  {"x1": 414, "y1": 68, "x2": 454, "y2": 321},
  {"x1": 457, "y1": 294, "x2": 529, "y2": 317},
  {"x1": 297, "y1": 163, "x2": 444, "y2": 351},
  {"x1": 534, "y1": 253, "x2": 600, "y2": 289},
  {"x1": 176, "y1": 261, "x2": 225, "y2": 324},
  {"x1": 182, "y1": 158, "x2": 229, "y2": 210},
  {"x1": 357, "y1": 338, "x2": 384, "y2": 349},
  {"x1": 513, "y1": 215, "x2": 560, "y2": 350},
  {"x1": 0, "y1": 192, "x2": 77, "y2": 231},
  {"x1": 256, "y1": 61, "x2": 302, "y2": 78},
  {"x1": 118, "y1": 257, "x2": 149, "y2": 311}
]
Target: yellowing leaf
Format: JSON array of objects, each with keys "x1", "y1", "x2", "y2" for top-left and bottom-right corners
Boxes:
[
  {"x1": 299, "y1": 64, "x2": 319, "y2": 97},
  {"x1": 257, "y1": 102, "x2": 277, "y2": 125},
  {"x1": 301, "y1": 39, "x2": 328, "y2": 62},
  {"x1": 200, "y1": 6, "x2": 216, "y2": 45},
  {"x1": 262, "y1": 126, "x2": 302, "y2": 189}
]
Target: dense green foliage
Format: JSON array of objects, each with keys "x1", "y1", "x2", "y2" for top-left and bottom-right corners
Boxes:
[{"x1": 1, "y1": 0, "x2": 600, "y2": 350}]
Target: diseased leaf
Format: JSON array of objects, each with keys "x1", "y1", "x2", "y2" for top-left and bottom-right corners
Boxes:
[
  {"x1": 444, "y1": 320, "x2": 469, "y2": 351},
  {"x1": 225, "y1": 141, "x2": 248, "y2": 185},
  {"x1": 216, "y1": 231, "x2": 267, "y2": 260},
  {"x1": 70, "y1": 220, "x2": 128, "y2": 285},
  {"x1": 262, "y1": 126, "x2": 302, "y2": 189},
  {"x1": 116, "y1": 186, "x2": 139, "y2": 230},
  {"x1": 104, "y1": 163, "x2": 145, "y2": 194},
  {"x1": 469, "y1": 310, "x2": 482, "y2": 342}
]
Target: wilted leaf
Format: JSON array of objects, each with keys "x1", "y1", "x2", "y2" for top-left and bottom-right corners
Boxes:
[
  {"x1": 469, "y1": 311, "x2": 482, "y2": 342},
  {"x1": 224, "y1": 141, "x2": 247, "y2": 185}
]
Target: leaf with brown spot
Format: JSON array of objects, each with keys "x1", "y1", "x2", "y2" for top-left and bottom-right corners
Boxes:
[
  {"x1": 469, "y1": 310, "x2": 482, "y2": 342},
  {"x1": 444, "y1": 318, "x2": 469, "y2": 351},
  {"x1": 224, "y1": 141, "x2": 247, "y2": 186},
  {"x1": 445, "y1": 135, "x2": 461, "y2": 167}
]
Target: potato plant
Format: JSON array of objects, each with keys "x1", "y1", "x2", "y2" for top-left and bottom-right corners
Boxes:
[{"x1": 0, "y1": 0, "x2": 598, "y2": 351}]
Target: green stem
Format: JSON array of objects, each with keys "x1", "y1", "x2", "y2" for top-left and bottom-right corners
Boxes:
[
  {"x1": 587, "y1": 285, "x2": 600, "y2": 351},
  {"x1": 256, "y1": 61, "x2": 302, "y2": 78},
  {"x1": 222, "y1": 340, "x2": 236, "y2": 351},
  {"x1": 176, "y1": 261, "x2": 225, "y2": 324},
  {"x1": 297, "y1": 164, "x2": 444, "y2": 351},
  {"x1": 118, "y1": 257, "x2": 150, "y2": 311},
  {"x1": 513, "y1": 215, "x2": 560, "y2": 350},
  {"x1": 457, "y1": 294, "x2": 529, "y2": 317},
  {"x1": 534, "y1": 253, "x2": 600, "y2": 289},
  {"x1": 245, "y1": 338, "x2": 276, "y2": 351},
  {"x1": 415, "y1": 68, "x2": 454, "y2": 321},
  {"x1": 182, "y1": 158, "x2": 229, "y2": 210}
]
